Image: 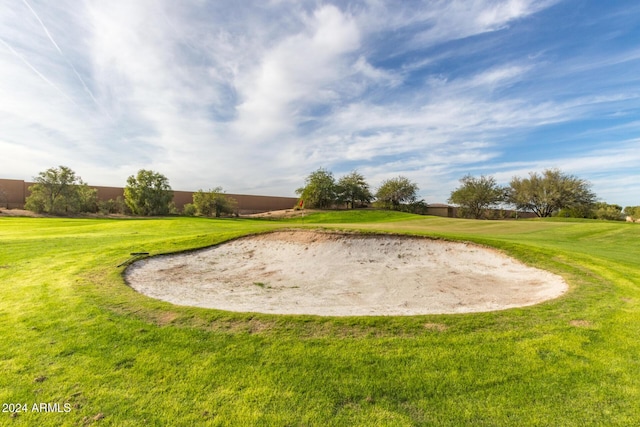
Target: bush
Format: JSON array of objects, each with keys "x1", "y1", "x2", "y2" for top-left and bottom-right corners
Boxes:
[
  {"x1": 593, "y1": 203, "x2": 623, "y2": 221},
  {"x1": 623, "y1": 206, "x2": 640, "y2": 221},
  {"x1": 98, "y1": 197, "x2": 127, "y2": 215},
  {"x1": 192, "y1": 188, "x2": 238, "y2": 217},
  {"x1": 183, "y1": 203, "x2": 197, "y2": 216},
  {"x1": 398, "y1": 199, "x2": 429, "y2": 215}
]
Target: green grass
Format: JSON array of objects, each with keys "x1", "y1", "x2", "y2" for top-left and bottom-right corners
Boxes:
[
  {"x1": 1, "y1": 212, "x2": 639, "y2": 426},
  {"x1": 282, "y1": 209, "x2": 424, "y2": 223}
]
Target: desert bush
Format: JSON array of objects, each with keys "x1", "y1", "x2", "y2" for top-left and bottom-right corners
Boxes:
[
  {"x1": 98, "y1": 197, "x2": 127, "y2": 215},
  {"x1": 593, "y1": 203, "x2": 623, "y2": 221},
  {"x1": 25, "y1": 166, "x2": 97, "y2": 214},
  {"x1": 375, "y1": 176, "x2": 419, "y2": 210},
  {"x1": 507, "y1": 169, "x2": 596, "y2": 217},
  {"x1": 124, "y1": 170, "x2": 173, "y2": 216},
  {"x1": 296, "y1": 168, "x2": 337, "y2": 209},
  {"x1": 449, "y1": 175, "x2": 505, "y2": 219},
  {"x1": 183, "y1": 203, "x2": 197, "y2": 216},
  {"x1": 192, "y1": 188, "x2": 238, "y2": 217}
]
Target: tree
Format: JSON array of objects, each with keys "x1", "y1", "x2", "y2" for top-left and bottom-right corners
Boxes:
[
  {"x1": 448, "y1": 175, "x2": 504, "y2": 219},
  {"x1": 75, "y1": 183, "x2": 99, "y2": 213},
  {"x1": 336, "y1": 171, "x2": 373, "y2": 209},
  {"x1": 24, "y1": 166, "x2": 97, "y2": 214},
  {"x1": 375, "y1": 176, "x2": 419, "y2": 210},
  {"x1": 506, "y1": 169, "x2": 596, "y2": 218},
  {"x1": 192, "y1": 187, "x2": 238, "y2": 217},
  {"x1": 124, "y1": 169, "x2": 173, "y2": 216},
  {"x1": 295, "y1": 168, "x2": 337, "y2": 208},
  {"x1": 624, "y1": 206, "x2": 640, "y2": 220},
  {"x1": 593, "y1": 202, "x2": 623, "y2": 221}
]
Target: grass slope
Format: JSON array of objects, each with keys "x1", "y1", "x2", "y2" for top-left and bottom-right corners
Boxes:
[
  {"x1": 280, "y1": 209, "x2": 424, "y2": 223},
  {"x1": 1, "y1": 212, "x2": 639, "y2": 426}
]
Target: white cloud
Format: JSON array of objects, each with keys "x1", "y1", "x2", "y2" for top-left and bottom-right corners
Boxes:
[
  {"x1": 232, "y1": 4, "x2": 361, "y2": 141},
  {"x1": 404, "y1": 0, "x2": 560, "y2": 47},
  {"x1": 0, "y1": 0, "x2": 638, "y2": 206},
  {"x1": 467, "y1": 64, "x2": 532, "y2": 89}
]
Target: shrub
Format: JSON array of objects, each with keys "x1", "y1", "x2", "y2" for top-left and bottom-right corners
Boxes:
[{"x1": 183, "y1": 203, "x2": 197, "y2": 216}]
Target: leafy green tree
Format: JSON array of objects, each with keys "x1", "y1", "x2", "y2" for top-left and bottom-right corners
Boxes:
[
  {"x1": 72, "y1": 183, "x2": 99, "y2": 213},
  {"x1": 448, "y1": 175, "x2": 505, "y2": 219},
  {"x1": 192, "y1": 190, "x2": 215, "y2": 217},
  {"x1": 296, "y1": 168, "x2": 337, "y2": 208},
  {"x1": 593, "y1": 202, "x2": 623, "y2": 221},
  {"x1": 192, "y1": 187, "x2": 238, "y2": 217},
  {"x1": 375, "y1": 176, "x2": 419, "y2": 210},
  {"x1": 556, "y1": 205, "x2": 596, "y2": 218},
  {"x1": 623, "y1": 206, "x2": 640, "y2": 220},
  {"x1": 507, "y1": 169, "x2": 596, "y2": 218},
  {"x1": 124, "y1": 169, "x2": 173, "y2": 216},
  {"x1": 25, "y1": 166, "x2": 97, "y2": 214},
  {"x1": 336, "y1": 171, "x2": 373, "y2": 209}
]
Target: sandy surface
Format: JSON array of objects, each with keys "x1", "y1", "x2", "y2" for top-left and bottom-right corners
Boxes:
[
  {"x1": 125, "y1": 230, "x2": 568, "y2": 316},
  {"x1": 242, "y1": 209, "x2": 319, "y2": 218}
]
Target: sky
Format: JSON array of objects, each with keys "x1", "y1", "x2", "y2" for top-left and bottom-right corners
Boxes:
[{"x1": 1, "y1": 0, "x2": 639, "y2": 207}]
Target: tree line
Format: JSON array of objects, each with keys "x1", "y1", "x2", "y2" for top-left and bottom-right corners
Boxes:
[
  {"x1": 23, "y1": 166, "x2": 237, "y2": 217},
  {"x1": 295, "y1": 168, "x2": 426, "y2": 213},
  {"x1": 20, "y1": 165, "x2": 639, "y2": 220},
  {"x1": 449, "y1": 168, "x2": 637, "y2": 220},
  {"x1": 298, "y1": 167, "x2": 638, "y2": 220}
]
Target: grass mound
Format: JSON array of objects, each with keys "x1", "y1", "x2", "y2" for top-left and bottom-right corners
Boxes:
[{"x1": 278, "y1": 209, "x2": 423, "y2": 223}]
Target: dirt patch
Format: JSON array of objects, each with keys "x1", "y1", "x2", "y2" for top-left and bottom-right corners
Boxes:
[
  {"x1": 242, "y1": 209, "x2": 321, "y2": 219},
  {"x1": 570, "y1": 320, "x2": 593, "y2": 328},
  {"x1": 423, "y1": 323, "x2": 448, "y2": 332},
  {"x1": 125, "y1": 230, "x2": 568, "y2": 316},
  {"x1": 0, "y1": 209, "x2": 42, "y2": 217},
  {"x1": 0, "y1": 209, "x2": 134, "y2": 219}
]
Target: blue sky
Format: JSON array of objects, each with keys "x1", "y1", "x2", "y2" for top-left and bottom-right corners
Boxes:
[{"x1": 1, "y1": 0, "x2": 639, "y2": 206}]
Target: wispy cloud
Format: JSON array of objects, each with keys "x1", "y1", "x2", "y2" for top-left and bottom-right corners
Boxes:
[
  {"x1": 0, "y1": 36, "x2": 77, "y2": 105},
  {"x1": 0, "y1": 0, "x2": 638, "y2": 205},
  {"x1": 21, "y1": 0, "x2": 99, "y2": 106}
]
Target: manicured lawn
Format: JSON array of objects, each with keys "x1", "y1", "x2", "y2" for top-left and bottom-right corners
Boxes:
[{"x1": 1, "y1": 213, "x2": 639, "y2": 426}]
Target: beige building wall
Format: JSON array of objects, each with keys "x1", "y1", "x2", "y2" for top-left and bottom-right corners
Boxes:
[
  {"x1": 169, "y1": 190, "x2": 299, "y2": 213},
  {"x1": 0, "y1": 178, "x2": 539, "y2": 218},
  {"x1": 0, "y1": 178, "x2": 298, "y2": 214},
  {"x1": 425, "y1": 205, "x2": 457, "y2": 218},
  {"x1": 93, "y1": 185, "x2": 125, "y2": 202},
  {"x1": 0, "y1": 179, "x2": 27, "y2": 209}
]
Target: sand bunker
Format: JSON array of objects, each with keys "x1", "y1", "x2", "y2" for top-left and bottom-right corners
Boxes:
[{"x1": 125, "y1": 230, "x2": 568, "y2": 316}]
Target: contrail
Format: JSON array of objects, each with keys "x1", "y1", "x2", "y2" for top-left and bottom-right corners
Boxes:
[
  {"x1": 0, "y1": 37, "x2": 78, "y2": 106},
  {"x1": 21, "y1": 0, "x2": 100, "y2": 106}
]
